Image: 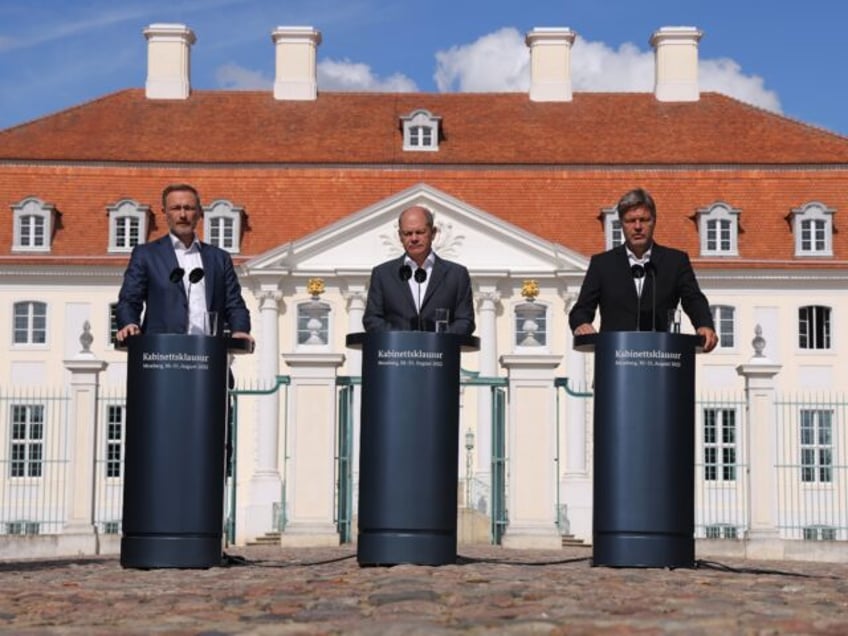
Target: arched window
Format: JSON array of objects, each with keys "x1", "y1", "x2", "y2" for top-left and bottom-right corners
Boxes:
[
  {"x1": 602, "y1": 206, "x2": 624, "y2": 250},
  {"x1": 514, "y1": 300, "x2": 548, "y2": 348},
  {"x1": 107, "y1": 199, "x2": 150, "y2": 252},
  {"x1": 13, "y1": 301, "x2": 47, "y2": 345},
  {"x1": 204, "y1": 199, "x2": 244, "y2": 253},
  {"x1": 696, "y1": 202, "x2": 740, "y2": 256},
  {"x1": 798, "y1": 305, "x2": 831, "y2": 349},
  {"x1": 789, "y1": 202, "x2": 834, "y2": 257},
  {"x1": 401, "y1": 109, "x2": 441, "y2": 152},
  {"x1": 12, "y1": 197, "x2": 56, "y2": 253}
]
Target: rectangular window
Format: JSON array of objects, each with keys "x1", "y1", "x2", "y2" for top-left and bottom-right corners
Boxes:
[
  {"x1": 108, "y1": 303, "x2": 119, "y2": 345},
  {"x1": 798, "y1": 306, "x2": 831, "y2": 349},
  {"x1": 106, "y1": 405, "x2": 124, "y2": 478},
  {"x1": 6, "y1": 522, "x2": 40, "y2": 535},
  {"x1": 706, "y1": 219, "x2": 732, "y2": 252},
  {"x1": 20, "y1": 215, "x2": 46, "y2": 248},
  {"x1": 209, "y1": 217, "x2": 235, "y2": 250},
  {"x1": 10, "y1": 404, "x2": 44, "y2": 478},
  {"x1": 800, "y1": 219, "x2": 827, "y2": 253},
  {"x1": 800, "y1": 409, "x2": 833, "y2": 482},
  {"x1": 13, "y1": 301, "x2": 47, "y2": 345},
  {"x1": 703, "y1": 408, "x2": 736, "y2": 481},
  {"x1": 710, "y1": 305, "x2": 735, "y2": 348},
  {"x1": 706, "y1": 525, "x2": 737, "y2": 539},
  {"x1": 115, "y1": 216, "x2": 140, "y2": 249},
  {"x1": 803, "y1": 526, "x2": 836, "y2": 541}
]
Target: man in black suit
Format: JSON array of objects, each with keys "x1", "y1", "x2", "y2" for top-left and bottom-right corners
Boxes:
[
  {"x1": 115, "y1": 183, "x2": 253, "y2": 347},
  {"x1": 569, "y1": 188, "x2": 718, "y2": 352},
  {"x1": 363, "y1": 205, "x2": 475, "y2": 335}
]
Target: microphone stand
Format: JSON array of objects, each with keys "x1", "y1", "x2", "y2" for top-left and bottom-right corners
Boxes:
[
  {"x1": 631, "y1": 264, "x2": 645, "y2": 331},
  {"x1": 414, "y1": 268, "x2": 427, "y2": 331}
]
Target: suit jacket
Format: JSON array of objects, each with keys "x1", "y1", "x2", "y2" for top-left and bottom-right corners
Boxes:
[
  {"x1": 363, "y1": 254, "x2": 476, "y2": 335},
  {"x1": 568, "y1": 243, "x2": 714, "y2": 333},
  {"x1": 115, "y1": 234, "x2": 251, "y2": 335}
]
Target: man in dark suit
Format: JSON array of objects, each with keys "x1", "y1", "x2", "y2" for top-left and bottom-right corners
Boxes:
[
  {"x1": 569, "y1": 188, "x2": 718, "y2": 352},
  {"x1": 115, "y1": 183, "x2": 253, "y2": 346},
  {"x1": 363, "y1": 205, "x2": 475, "y2": 335}
]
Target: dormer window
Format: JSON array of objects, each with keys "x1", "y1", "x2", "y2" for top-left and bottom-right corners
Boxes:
[
  {"x1": 401, "y1": 109, "x2": 441, "y2": 152},
  {"x1": 12, "y1": 197, "x2": 57, "y2": 253},
  {"x1": 696, "y1": 202, "x2": 740, "y2": 256},
  {"x1": 789, "y1": 202, "x2": 834, "y2": 257},
  {"x1": 204, "y1": 199, "x2": 244, "y2": 253},
  {"x1": 107, "y1": 199, "x2": 151, "y2": 253}
]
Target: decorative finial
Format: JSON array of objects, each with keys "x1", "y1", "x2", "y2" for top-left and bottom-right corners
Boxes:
[
  {"x1": 521, "y1": 280, "x2": 540, "y2": 301},
  {"x1": 307, "y1": 278, "x2": 325, "y2": 299},
  {"x1": 752, "y1": 324, "x2": 765, "y2": 357},
  {"x1": 80, "y1": 321, "x2": 93, "y2": 353}
]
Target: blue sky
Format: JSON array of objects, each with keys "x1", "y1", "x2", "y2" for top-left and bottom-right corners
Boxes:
[{"x1": 2, "y1": 0, "x2": 846, "y2": 136}]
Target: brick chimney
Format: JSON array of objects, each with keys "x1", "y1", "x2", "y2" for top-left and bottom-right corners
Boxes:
[
  {"x1": 650, "y1": 26, "x2": 702, "y2": 102},
  {"x1": 525, "y1": 28, "x2": 576, "y2": 102},
  {"x1": 143, "y1": 23, "x2": 195, "y2": 100},
  {"x1": 271, "y1": 26, "x2": 322, "y2": 101}
]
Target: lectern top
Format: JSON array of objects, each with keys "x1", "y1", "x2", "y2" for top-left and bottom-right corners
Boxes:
[
  {"x1": 346, "y1": 331, "x2": 480, "y2": 352},
  {"x1": 573, "y1": 331, "x2": 704, "y2": 354},
  {"x1": 114, "y1": 334, "x2": 255, "y2": 354}
]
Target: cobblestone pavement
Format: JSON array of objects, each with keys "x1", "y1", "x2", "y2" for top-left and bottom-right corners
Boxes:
[{"x1": 1, "y1": 545, "x2": 846, "y2": 634}]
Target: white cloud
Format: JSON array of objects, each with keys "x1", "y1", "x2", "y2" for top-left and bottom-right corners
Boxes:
[
  {"x1": 434, "y1": 27, "x2": 529, "y2": 92},
  {"x1": 318, "y1": 59, "x2": 417, "y2": 92},
  {"x1": 215, "y1": 63, "x2": 271, "y2": 90},
  {"x1": 431, "y1": 28, "x2": 782, "y2": 113}
]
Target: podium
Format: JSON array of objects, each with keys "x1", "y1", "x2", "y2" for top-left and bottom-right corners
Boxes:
[
  {"x1": 346, "y1": 331, "x2": 479, "y2": 566},
  {"x1": 119, "y1": 334, "x2": 250, "y2": 569},
  {"x1": 574, "y1": 331, "x2": 702, "y2": 568}
]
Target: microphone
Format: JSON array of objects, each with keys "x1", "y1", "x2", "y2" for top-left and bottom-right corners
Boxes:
[
  {"x1": 169, "y1": 267, "x2": 185, "y2": 284},
  {"x1": 645, "y1": 261, "x2": 657, "y2": 331},
  {"x1": 186, "y1": 268, "x2": 205, "y2": 334},
  {"x1": 399, "y1": 265, "x2": 412, "y2": 281},
  {"x1": 631, "y1": 264, "x2": 645, "y2": 331},
  {"x1": 414, "y1": 268, "x2": 427, "y2": 331}
]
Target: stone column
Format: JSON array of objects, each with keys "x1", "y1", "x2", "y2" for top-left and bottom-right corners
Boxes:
[
  {"x1": 279, "y1": 352, "x2": 345, "y2": 546},
  {"x1": 62, "y1": 325, "x2": 108, "y2": 554},
  {"x1": 736, "y1": 325, "x2": 783, "y2": 559},
  {"x1": 244, "y1": 289, "x2": 284, "y2": 540},
  {"x1": 499, "y1": 353, "x2": 563, "y2": 548},
  {"x1": 475, "y1": 289, "x2": 500, "y2": 479}
]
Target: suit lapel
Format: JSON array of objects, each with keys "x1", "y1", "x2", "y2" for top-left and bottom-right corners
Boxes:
[
  {"x1": 155, "y1": 236, "x2": 185, "y2": 298},
  {"x1": 420, "y1": 256, "x2": 445, "y2": 310},
  {"x1": 199, "y1": 243, "x2": 214, "y2": 310},
  {"x1": 395, "y1": 256, "x2": 419, "y2": 315}
]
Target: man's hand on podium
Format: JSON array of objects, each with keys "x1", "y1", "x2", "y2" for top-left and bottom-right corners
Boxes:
[{"x1": 232, "y1": 331, "x2": 256, "y2": 353}]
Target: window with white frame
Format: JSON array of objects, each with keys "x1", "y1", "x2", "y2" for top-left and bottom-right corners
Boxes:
[
  {"x1": 10, "y1": 404, "x2": 44, "y2": 478},
  {"x1": 204, "y1": 200, "x2": 243, "y2": 253},
  {"x1": 514, "y1": 302, "x2": 548, "y2": 347},
  {"x1": 602, "y1": 206, "x2": 624, "y2": 250},
  {"x1": 789, "y1": 202, "x2": 834, "y2": 257},
  {"x1": 106, "y1": 405, "x2": 125, "y2": 478},
  {"x1": 13, "y1": 301, "x2": 47, "y2": 345},
  {"x1": 696, "y1": 202, "x2": 740, "y2": 256},
  {"x1": 800, "y1": 409, "x2": 832, "y2": 483},
  {"x1": 297, "y1": 300, "x2": 330, "y2": 346},
  {"x1": 6, "y1": 521, "x2": 40, "y2": 535},
  {"x1": 710, "y1": 305, "x2": 735, "y2": 349},
  {"x1": 703, "y1": 408, "x2": 737, "y2": 481},
  {"x1": 11, "y1": 197, "x2": 56, "y2": 252},
  {"x1": 798, "y1": 305, "x2": 831, "y2": 350},
  {"x1": 107, "y1": 199, "x2": 150, "y2": 253},
  {"x1": 401, "y1": 109, "x2": 441, "y2": 151},
  {"x1": 108, "y1": 303, "x2": 119, "y2": 345}
]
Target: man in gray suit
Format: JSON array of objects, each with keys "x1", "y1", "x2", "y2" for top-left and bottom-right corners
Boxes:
[{"x1": 363, "y1": 205, "x2": 475, "y2": 335}]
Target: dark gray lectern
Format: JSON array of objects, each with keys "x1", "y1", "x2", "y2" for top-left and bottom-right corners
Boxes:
[
  {"x1": 574, "y1": 331, "x2": 702, "y2": 568},
  {"x1": 346, "y1": 331, "x2": 479, "y2": 566},
  {"x1": 120, "y1": 334, "x2": 250, "y2": 569}
]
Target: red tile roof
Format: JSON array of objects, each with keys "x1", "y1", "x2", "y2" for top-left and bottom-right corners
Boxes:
[{"x1": 2, "y1": 89, "x2": 848, "y2": 266}]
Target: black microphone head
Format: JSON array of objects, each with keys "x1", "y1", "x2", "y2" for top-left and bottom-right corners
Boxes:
[
  {"x1": 414, "y1": 267, "x2": 427, "y2": 283},
  {"x1": 645, "y1": 261, "x2": 655, "y2": 275},
  {"x1": 631, "y1": 264, "x2": 645, "y2": 279},
  {"x1": 169, "y1": 267, "x2": 185, "y2": 284},
  {"x1": 399, "y1": 265, "x2": 412, "y2": 281},
  {"x1": 189, "y1": 268, "x2": 205, "y2": 284}
]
